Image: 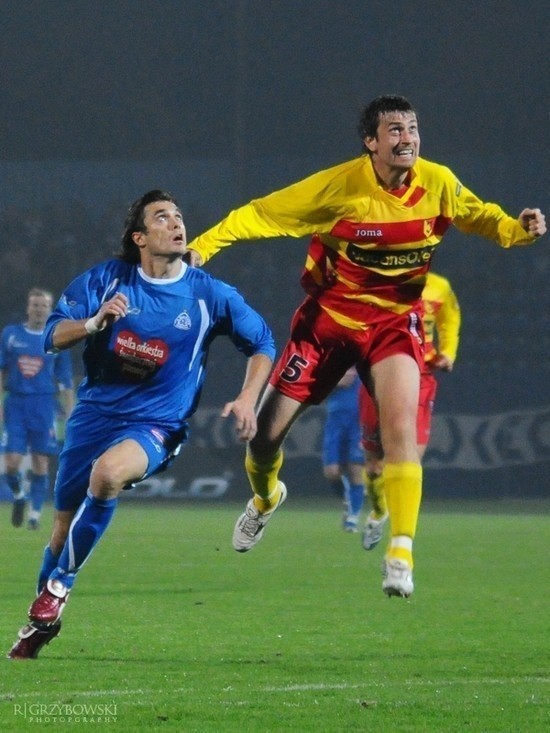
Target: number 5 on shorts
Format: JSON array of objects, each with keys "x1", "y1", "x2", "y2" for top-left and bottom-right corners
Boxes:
[{"x1": 281, "y1": 353, "x2": 309, "y2": 383}]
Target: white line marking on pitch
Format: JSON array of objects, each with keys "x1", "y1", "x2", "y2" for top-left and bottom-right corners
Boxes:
[
  {"x1": 262, "y1": 678, "x2": 549, "y2": 692},
  {"x1": 1, "y1": 676, "x2": 548, "y2": 702}
]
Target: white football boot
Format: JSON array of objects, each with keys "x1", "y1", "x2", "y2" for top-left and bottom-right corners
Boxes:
[
  {"x1": 362, "y1": 512, "x2": 388, "y2": 550},
  {"x1": 382, "y1": 558, "x2": 414, "y2": 598},
  {"x1": 232, "y1": 482, "x2": 287, "y2": 552}
]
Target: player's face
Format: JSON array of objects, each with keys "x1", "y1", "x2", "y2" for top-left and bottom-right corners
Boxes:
[
  {"x1": 26, "y1": 295, "x2": 53, "y2": 328},
  {"x1": 365, "y1": 111, "x2": 420, "y2": 181},
  {"x1": 134, "y1": 201, "x2": 187, "y2": 257}
]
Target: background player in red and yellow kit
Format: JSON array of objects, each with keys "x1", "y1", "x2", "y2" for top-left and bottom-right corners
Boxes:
[
  {"x1": 188, "y1": 95, "x2": 546, "y2": 598},
  {"x1": 359, "y1": 271, "x2": 461, "y2": 551}
]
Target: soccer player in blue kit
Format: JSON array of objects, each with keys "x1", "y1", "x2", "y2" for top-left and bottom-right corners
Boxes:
[
  {"x1": 8, "y1": 190, "x2": 275, "y2": 659},
  {"x1": 321, "y1": 367, "x2": 364, "y2": 531},
  {"x1": 0, "y1": 288, "x2": 74, "y2": 529}
]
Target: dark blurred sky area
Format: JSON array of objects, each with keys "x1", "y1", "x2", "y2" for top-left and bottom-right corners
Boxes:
[{"x1": 1, "y1": 0, "x2": 547, "y2": 164}]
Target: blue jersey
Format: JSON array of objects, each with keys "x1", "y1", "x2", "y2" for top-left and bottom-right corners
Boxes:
[
  {"x1": 0, "y1": 323, "x2": 73, "y2": 395},
  {"x1": 43, "y1": 259, "x2": 275, "y2": 430}
]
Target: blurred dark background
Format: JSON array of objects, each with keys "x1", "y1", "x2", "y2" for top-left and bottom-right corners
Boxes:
[{"x1": 1, "y1": 0, "x2": 548, "y2": 498}]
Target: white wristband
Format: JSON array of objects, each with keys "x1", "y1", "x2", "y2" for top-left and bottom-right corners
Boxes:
[{"x1": 84, "y1": 317, "x2": 102, "y2": 335}]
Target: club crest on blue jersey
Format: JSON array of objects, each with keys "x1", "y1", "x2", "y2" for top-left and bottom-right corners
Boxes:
[{"x1": 174, "y1": 311, "x2": 192, "y2": 330}]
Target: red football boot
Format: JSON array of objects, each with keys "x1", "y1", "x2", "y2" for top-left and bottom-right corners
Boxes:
[
  {"x1": 7, "y1": 622, "x2": 62, "y2": 659},
  {"x1": 28, "y1": 579, "x2": 70, "y2": 624}
]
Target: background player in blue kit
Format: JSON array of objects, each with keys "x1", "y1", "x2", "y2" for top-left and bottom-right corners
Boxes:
[
  {"x1": 321, "y1": 367, "x2": 364, "y2": 532},
  {"x1": 0, "y1": 288, "x2": 74, "y2": 530},
  {"x1": 8, "y1": 190, "x2": 275, "y2": 660}
]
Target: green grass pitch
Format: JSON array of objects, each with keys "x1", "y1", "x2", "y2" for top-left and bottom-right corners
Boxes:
[{"x1": 1, "y1": 499, "x2": 548, "y2": 731}]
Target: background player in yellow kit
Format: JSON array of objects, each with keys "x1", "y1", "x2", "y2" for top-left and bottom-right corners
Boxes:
[
  {"x1": 360, "y1": 271, "x2": 461, "y2": 551},
  {"x1": 188, "y1": 94, "x2": 546, "y2": 598}
]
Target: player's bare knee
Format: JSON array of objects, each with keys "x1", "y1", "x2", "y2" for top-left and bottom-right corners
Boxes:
[
  {"x1": 89, "y1": 455, "x2": 129, "y2": 498},
  {"x1": 323, "y1": 465, "x2": 340, "y2": 481}
]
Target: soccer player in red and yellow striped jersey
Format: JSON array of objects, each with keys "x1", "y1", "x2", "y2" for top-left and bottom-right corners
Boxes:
[{"x1": 188, "y1": 95, "x2": 546, "y2": 598}]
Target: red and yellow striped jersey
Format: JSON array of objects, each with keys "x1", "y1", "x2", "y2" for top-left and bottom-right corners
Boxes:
[
  {"x1": 422, "y1": 271, "x2": 461, "y2": 366},
  {"x1": 188, "y1": 155, "x2": 534, "y2": 330}
]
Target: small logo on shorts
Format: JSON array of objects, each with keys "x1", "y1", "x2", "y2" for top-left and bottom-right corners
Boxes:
[
  {"x1": 408, "y1": 312, "x2": 423, "y2": 345},
  {"x1": 150, "y1": 428, "x2": 165, "y2": 453}
]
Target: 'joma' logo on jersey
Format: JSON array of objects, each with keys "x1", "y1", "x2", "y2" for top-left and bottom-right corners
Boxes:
[{"x1": 355, "y1": 228, "x2": 383, "y2": 238}]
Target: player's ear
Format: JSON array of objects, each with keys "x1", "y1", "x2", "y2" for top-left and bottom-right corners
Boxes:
[
  {"x1": 364, "y1": 135, "x2": 377, "y2": 153},
  {"x1": 132, "y1": 231, "x2": 146, "y2": 249}
]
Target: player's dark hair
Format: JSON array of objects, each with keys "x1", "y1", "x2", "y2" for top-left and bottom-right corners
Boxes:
[
  {"x1": 358, "y1": 95, "x2": 417, "y2": 153},
  {"x1": 118, "y1": 189, "x2": 179, "y2": 263}
]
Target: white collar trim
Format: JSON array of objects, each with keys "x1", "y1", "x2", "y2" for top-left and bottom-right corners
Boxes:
[{"x1": 138, "y1": 260, "x2": 187, "y2": 284}]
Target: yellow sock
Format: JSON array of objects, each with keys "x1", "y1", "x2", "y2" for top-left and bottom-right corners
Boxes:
[
  {"x1": 383, "y1": 461, "x2": 422, "y2": 567},
  {"x1": 365, "y1": 472, "x2": 387, "y2": 519},
  {"x1": 245, "y1": 449, "x2": 283, "y2": 512}
]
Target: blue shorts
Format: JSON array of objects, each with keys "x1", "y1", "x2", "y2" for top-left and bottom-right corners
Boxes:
[
  {"x1": 54, "y1": 402, "x2": 188, "y2": 511},
  {"x1": 322, "y1": 410, "x2": 364, "y2": 466},
  {"x1": 3, "y1": 393, "x2": 59, "y2": 455}
]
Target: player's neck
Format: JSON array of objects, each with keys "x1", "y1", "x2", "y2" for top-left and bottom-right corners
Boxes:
[
  {"x1": 25, "y1": 320, "x2": 44, "y2": 331},
  {"x1": 140, "y1": 256, "x2": 184, "y2": 280},
  {"x1": 372, "y1": 160, "x2": 412, "y2": 191}
]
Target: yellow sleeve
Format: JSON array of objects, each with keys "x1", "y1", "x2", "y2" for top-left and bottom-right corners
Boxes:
[
  {"x1": 188, "y1": 164, "x2": 348, "y2": 263},
  {"x1": 445, "y1": 175, "x2": 537, "y2": 248},
  {"x1": 435, "y1": 278, "x2": 461, "y2": 362}
]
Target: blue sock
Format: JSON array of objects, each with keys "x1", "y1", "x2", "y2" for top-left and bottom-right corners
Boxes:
[
  {"x1": 37, "y1": 545, "x2": 60, "y2": 594},
  {"x1": 50, "y1": 492, "x2": 118, "y2": 589},
  {"x1": 348, "y1": 482, "x2": 364, "y2": 516},
  {"x1": 6, "y1": 472, "x2": 24, "y2": 499},
  {"x1": 29, "y1": 473, "x2": 49, "y2": 513}
]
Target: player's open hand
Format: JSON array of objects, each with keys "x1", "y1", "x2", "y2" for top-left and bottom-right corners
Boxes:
[
  {"x1": 518, "y1": 208, "x2": 546, "y2": 237},
  {"x1": 220, "y1": 398, "x2": 258, "y2": 442},
  {"x1": 185, "y1": 250, "x2": 203, "y2": 267},
  {"x1": 433, "y1": 354, "x2": 454, "y2": 372}
]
